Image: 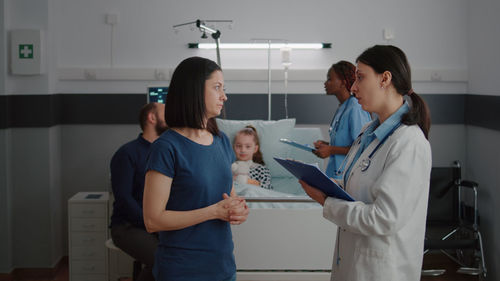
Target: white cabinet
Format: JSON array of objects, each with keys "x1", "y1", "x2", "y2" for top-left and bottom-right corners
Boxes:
[
  {"x1": 68, "y1": 192, "x2": 109, "y2": 281},
  {"x1": 107, "y1": 194, "x2": 135, "y2": 281}
]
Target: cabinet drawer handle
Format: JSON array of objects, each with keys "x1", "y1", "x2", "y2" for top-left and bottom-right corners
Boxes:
[{"x1": 83, "y1": 265, "x2": 96, "y2": 271}]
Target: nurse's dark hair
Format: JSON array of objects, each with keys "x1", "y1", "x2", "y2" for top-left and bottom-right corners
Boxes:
[
  {"x1": 165, "y1": 56, "x2": 222, "y2": 135},
  {"x1": 234, "y1": 125, "x2": 265, "y2": 165},
  {"x1": 356, "y1": 45, "x2": 431, "y2": 139},
  {"x1": 330, "y1": 60, "x2": 356, "y2": 93}
]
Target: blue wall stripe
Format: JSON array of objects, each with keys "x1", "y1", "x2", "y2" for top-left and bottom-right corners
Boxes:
[
  {"x1": 465, "y1": 95, "x2": 500, "y2": 131},
  {"x1": 0, "y1": 93, "x2": 495, "y2": 129}
]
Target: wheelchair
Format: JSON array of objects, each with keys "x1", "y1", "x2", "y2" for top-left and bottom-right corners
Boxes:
[{"x1": 421, "y1": 161, "x2": 487, "y2": 279}]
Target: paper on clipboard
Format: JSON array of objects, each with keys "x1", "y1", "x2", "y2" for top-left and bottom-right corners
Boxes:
[
  {"x1": 280, "y1": 138, "x2": 314, "y2": 152},
  {"x1": 274, "y1": 157, "x2": 355, "y2": 201}
]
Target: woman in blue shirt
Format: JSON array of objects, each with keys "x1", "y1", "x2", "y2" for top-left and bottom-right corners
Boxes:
[
  {"x1": 314, "y1": 61, "x2": 371, "y2": 178},
  {"x1": 143, "y1": 57, "x2": 249, "y2": 281}
]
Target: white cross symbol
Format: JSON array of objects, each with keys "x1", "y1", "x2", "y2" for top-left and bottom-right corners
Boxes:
[{"x1": 20, "y1": 45, "x2": 32, "y2": 58}]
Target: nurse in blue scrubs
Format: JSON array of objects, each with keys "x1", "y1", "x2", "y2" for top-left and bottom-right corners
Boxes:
[{"x1": 314, "y1": 61, "x2": 371, "y2": 178}]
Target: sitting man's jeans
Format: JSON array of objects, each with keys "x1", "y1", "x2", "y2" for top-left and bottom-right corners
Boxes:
[{"x1": 111, "y1": 223, "x2": 159, "y2": 281}]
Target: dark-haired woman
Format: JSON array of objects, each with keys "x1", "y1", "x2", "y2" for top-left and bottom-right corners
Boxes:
[
  {"x1": 300, "y1": 46, "x2": 432, "y2": 281},
  {"x1": 313, "y1": 61, "x2": 371, "y2": 179},
  {"x1": 143, "y1": 57, "x2": 248, "y2": 281}
]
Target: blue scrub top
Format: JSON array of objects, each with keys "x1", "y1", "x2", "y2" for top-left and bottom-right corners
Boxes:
[{"x1": 326, "y1": 96, "x2": 371, "y2": 178}]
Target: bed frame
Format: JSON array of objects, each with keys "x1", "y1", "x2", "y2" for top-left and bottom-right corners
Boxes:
[{"x1": 232, "y1": 199, "x2": 337, "y2": 281}]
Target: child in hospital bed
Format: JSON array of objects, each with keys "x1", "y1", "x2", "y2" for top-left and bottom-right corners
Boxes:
[{"x1": 232, "y1": 125, "x2": 272, "y2": 189}]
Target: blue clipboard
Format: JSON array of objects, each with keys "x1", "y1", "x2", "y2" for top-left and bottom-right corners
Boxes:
[
  {"x1": 274, "y1": 157, "x2": 355, "y2": 201},
  {"x1": 280, "y1": 138, "x2": 314, "y2": 152}
]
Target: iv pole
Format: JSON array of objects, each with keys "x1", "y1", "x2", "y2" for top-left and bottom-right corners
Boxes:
[
  {"x1": 252, "y1": 38, "x2": 288, "y2": 120},
  {"x1": 267, "y1": 40, "x2": 271, "y2": 120}
]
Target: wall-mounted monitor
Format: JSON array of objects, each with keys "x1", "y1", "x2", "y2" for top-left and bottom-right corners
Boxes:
[{"x1": 147, "y1": 86, "x2": 168, "y2": 104}]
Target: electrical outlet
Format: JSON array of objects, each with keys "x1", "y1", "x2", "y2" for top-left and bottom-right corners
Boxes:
[
  {"x1": 155, "y1": 69, "x2": 166, "y2": 80},
  {"x1": 431, "y1": 72, "x2": 442, "y2": 81},
  {"x1": 84, "y1": 69, "x2": 96, "y2": 80},
  {"x1": 105, "y1": 13, "x2": 119, "y2": 25},
  {"x1": 383, "y1": 28, "x2": 395, "y2": 41}
]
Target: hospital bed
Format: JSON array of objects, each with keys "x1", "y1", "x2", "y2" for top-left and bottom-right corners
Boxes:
[{"x1": 216, "y1": 118, "x2": 336, "y2": 281}]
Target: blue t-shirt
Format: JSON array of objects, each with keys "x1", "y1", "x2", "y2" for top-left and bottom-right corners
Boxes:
[
  {"x1": 326, "y1": 96, "x2": 371, "y2": 178},
  {"x1": 146, "y1": 129, "x2": 236, "y2": 281}
]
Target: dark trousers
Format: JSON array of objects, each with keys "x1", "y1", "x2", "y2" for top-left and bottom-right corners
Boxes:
[{"x1": 111, "y1": 223, "x2": 159, "y2": 281}]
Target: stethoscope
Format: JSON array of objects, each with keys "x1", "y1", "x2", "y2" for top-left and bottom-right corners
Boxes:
[
  {"x1": 328, "y1": 96, "x2": 353, "y2": 137},
  {"x1": 334, "y1": 122, "x2": 401, "y2": 266},
  {"x1": 335, "y1": 122, "x2": 402, "y2": 177}
]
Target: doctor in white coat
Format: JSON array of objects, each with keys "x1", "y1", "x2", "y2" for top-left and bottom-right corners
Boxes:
[{"x1": 300, "y1": 45, "x2": 432, "y2": 281}]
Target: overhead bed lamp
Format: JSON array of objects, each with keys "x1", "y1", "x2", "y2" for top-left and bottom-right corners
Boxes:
[{"x1": 173, "y1": 19, "x2": 233, "y2": 67}]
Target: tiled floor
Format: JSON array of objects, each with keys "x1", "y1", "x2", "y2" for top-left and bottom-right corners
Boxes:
[
  {"x1": 4, "y1": 253, "x2": 483, "y2": 281},
  {"x1": 422, "y1": 253, "x2": 484, "y2": 281}
]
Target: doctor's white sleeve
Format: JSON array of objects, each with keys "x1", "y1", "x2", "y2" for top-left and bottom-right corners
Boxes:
[{"x1": 322, "y1": 132, "x2": 432, "y2": 236}]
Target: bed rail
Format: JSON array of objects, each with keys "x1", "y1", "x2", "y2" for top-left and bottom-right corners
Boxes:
[{"x1": 243, "y1": 196, "x2": 315, "y2": 203}]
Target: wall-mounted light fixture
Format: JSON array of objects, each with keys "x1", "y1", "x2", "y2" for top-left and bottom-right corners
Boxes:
[
  {"x1": 188, "y1": 40, "x2": 331, "y2": 120},
  {"x1": 188, "y1": 43, "x2": 331, "y2": 49},
  {"x1": 188, "y1": 41, "x2": 331, "y2": 120}
]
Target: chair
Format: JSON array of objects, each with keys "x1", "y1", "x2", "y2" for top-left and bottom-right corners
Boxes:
[
  {"x1": 105, "y1": 238, "x2": 143, "y2": 281},
  {"x1": 422, "y1": 161, "x2": 487, "y2": 279}
]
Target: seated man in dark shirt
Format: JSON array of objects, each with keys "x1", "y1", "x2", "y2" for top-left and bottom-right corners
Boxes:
[{"x1": 110, "y1": 102, "x2": 167, "y2": 281}]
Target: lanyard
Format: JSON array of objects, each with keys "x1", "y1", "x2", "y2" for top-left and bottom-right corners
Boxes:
[
  {"x1": 335, "y1": 135, "x2": 361, "y2": 177},
  {"x1": 329, "y1": 96, "x2": 353, "y2": 137},
  {"x1": 367, "y1": 123, "x2": 401, "y2": 159},
  {"x1": 336, "y1": 123, "x2": 402, "y2": 180}
]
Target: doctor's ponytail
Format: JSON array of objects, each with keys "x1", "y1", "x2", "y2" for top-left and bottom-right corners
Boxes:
[
  {"x1": 356, "y1": 45, "x2": 431, "y2": 139},
  {"x1": 402, "y1": 90, "x2": 430, "y2": 139}
]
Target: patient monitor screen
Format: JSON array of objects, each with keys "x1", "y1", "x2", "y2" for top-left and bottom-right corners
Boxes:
[{"x1": 148, "y1": 87, "x2": 168, "y2": 104}]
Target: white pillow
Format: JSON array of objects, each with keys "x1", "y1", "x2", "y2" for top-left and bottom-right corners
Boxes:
[{"x1": 216, "y1": 118, "x2": 296, "y2": 177}]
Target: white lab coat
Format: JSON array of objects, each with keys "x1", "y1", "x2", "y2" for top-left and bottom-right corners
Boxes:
[{"x1": 323, "y1": 124, "x2": 432, "y2": 281}]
